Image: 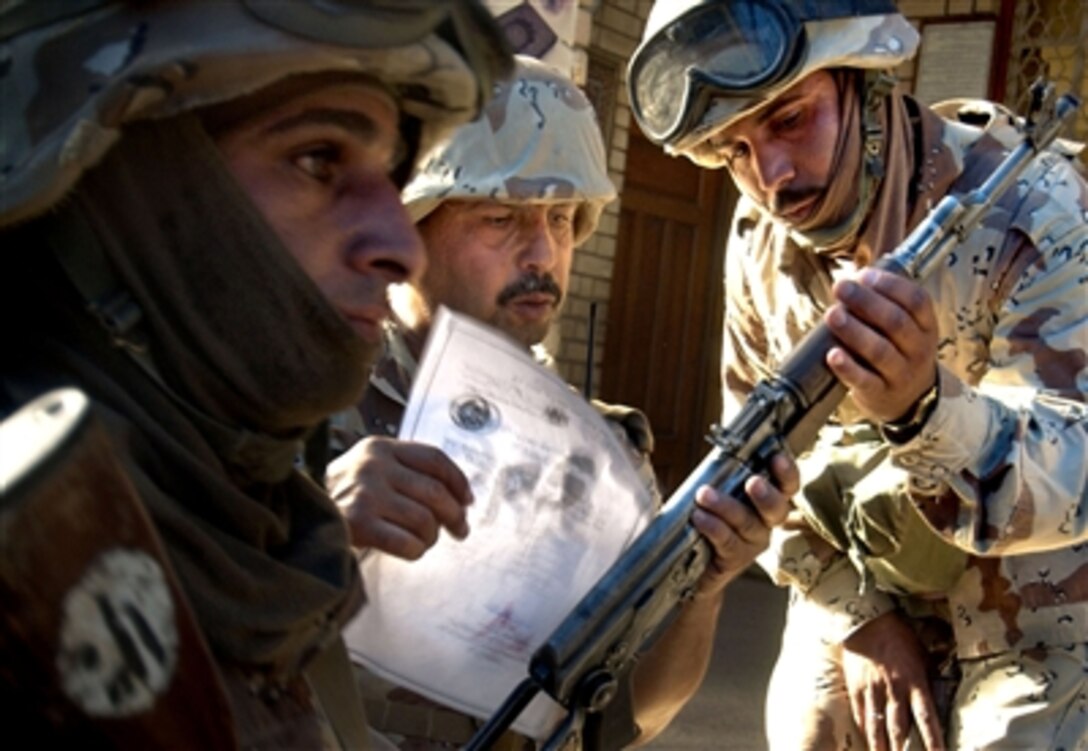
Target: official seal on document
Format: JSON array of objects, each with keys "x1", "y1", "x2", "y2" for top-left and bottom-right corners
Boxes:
[{"x1": 450, "y1": 394, "x2": 500, "y2": 433}]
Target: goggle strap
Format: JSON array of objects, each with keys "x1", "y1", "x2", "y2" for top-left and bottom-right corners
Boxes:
[
  {"x1": 803, "y1": 69, "x2": 894, "y2": 247},
  {"x1": 860, "y1": 70, "x2": 896, "y2": 189}
]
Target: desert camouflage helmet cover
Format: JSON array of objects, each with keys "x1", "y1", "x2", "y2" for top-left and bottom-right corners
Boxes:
[
  {"x1": 634, "y1": 0, "x2": 919, "y2": 165},
  {"x1": 0, "y1": 0, "x2": 512, "y2": 229},
  {"x1": 402, "y1": 54, "x2": 617, "y2": 245}
]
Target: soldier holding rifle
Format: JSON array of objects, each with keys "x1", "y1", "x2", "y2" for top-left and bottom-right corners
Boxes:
[{"x1": 627, "y1": 1, "x2": 1088, "y2": 749}]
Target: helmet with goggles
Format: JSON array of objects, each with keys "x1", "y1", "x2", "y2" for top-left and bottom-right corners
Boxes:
[
  {"x1": 0, "y1": 0, "x2": 513, "y2": 229},
  {"x1": 403, "y1": 55, "x2": 616, "y2": 246},
  {"x1": 628, "y1": 0, "x2": 918, "y2": 162}
]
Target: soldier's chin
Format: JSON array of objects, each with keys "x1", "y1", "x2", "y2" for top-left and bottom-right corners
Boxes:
[
  {"x1": 496, "y1": 319, "x2": 549, "y2": 350},
  {"x1": 775, "y1": 195, "x2": 819, "y2": 226}
]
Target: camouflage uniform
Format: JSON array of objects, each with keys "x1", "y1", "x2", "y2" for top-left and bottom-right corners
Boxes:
[
  {"x1": 627, "y1": 2, "x2": 1086, "y2": 747},
  {"x1": 722, "y1": 100, "x2": 1088, "y2": 749}
]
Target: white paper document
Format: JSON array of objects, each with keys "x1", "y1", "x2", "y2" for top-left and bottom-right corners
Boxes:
[{"x1": 343, "y1": 307, "x2": 654, "y2": 739}]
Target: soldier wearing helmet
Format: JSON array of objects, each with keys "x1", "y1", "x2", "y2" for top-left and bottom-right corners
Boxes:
[
  {"x1": 323, "y1": 55, "x2": 793, "y2": 748},
  {"x1": 630, "y1": 1, "x2": 1087, "y2": 750},
  {"x1": 0, "y1": 1, "x2": 512, "y2": 747}
]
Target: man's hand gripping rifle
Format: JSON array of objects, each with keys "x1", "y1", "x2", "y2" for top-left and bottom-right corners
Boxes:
[{"x1": 466, "y1": 82, "x2": 1080, "y2": 751}]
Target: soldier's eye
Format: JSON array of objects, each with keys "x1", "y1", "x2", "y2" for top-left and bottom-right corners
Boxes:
[
  {"x1": 770, "y1": 108, "x2": 804, "y2": 136},
  {"x1": 549, "y1": 209, "x2": 575, "y2": 231},
  {"x1": 294, "y1": 145, "x2": 341, "y2": 182}
]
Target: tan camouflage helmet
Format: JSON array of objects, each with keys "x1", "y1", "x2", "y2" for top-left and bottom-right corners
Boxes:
[
  {"x1": 0, "y1": 0, "x2": 513, "y2": 229},
  {"x1": 628, "y1": 0, "x2": 919, "y2": 166},
  {"x1": 402, "y1": 54, "x2": 617, "y2": 246}
]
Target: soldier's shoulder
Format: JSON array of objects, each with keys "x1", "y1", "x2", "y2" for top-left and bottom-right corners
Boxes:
[{"x1": 1012, "y1": 150, "x2": 1087, "y2": 246}]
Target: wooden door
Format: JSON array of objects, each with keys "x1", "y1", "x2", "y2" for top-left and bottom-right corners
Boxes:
[{"x1": 600, "y1": 127, "x2": 736, "y2": 496}]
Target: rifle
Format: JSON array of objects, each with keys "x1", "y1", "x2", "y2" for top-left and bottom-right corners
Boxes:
[
  {"x1": 465, "y1": 82, "x2": 1080, "y2": 751},
  {"x1": 0, "y1": 389, "x2": 236, "y2": 747}
]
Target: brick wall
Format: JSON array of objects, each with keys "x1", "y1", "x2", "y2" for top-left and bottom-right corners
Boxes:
[{"x1": 553, "y1": 0, "x2": 654, "y2": 391}]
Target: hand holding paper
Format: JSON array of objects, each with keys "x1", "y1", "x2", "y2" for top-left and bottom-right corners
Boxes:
[{"x1": 342, "y1": 308, "x2": 654, "y2": 739}]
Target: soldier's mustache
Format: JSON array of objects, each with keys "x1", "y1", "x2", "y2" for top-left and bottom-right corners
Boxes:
[
  {"x1": 770, "y1": 186, "x2": 823, "y2": 217},
  {"x1": 497, "y1": 273, "x2": 563, "y2": 307}
]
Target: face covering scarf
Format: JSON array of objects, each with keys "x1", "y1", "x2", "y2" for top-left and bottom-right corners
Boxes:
[{"x1": 10, "y1": 114, "x2": 373, "y2": 679}]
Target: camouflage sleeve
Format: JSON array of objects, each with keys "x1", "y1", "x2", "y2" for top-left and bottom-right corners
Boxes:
[
  {"x1": 590, "y1": 399, "x2": 662, "y2": 508},
  {"x1": 890, "y1": 171, "x2": 1088, "y2": 555},
  {"x1": 723, "y1": 221, "x2": 894, "y2": 640},
  {"x1": 758, "y1": 523, "x2": 897, "y2": 640}
]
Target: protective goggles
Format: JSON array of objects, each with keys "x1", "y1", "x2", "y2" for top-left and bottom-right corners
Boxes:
[{"x1": 628, "y1": 0, "x2": 896, "y2": 146}]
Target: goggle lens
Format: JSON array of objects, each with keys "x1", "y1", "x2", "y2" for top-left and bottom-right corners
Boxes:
[{"x1": 630, "y1": 0, "x2": 801, "y2": 144}]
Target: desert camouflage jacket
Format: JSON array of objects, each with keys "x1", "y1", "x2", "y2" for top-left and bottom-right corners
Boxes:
[{"x1": 723, "y1": 98, "x2": 1087, "y2": 657}]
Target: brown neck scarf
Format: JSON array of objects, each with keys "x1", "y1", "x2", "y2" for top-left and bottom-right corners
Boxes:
[
  {"x1": 791, "y1": 69, "x2": 915, "y2": 267},
  {"x1": 4, "y1": 115, "x2": 369, "y2": 680}
]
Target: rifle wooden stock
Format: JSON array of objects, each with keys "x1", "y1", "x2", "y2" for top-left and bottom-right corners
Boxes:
[{"x1": 0, "y1": 389, "x2": 235, "y2": 748}]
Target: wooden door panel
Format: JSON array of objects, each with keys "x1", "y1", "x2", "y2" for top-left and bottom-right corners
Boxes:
[{"x1": 602, "y1": 128, "x2": 735, "y2": 495}]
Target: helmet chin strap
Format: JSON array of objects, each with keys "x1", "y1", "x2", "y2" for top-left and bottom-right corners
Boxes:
[{"x1": 790, "y1": 69, "x2": 896, "y2": 251}]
